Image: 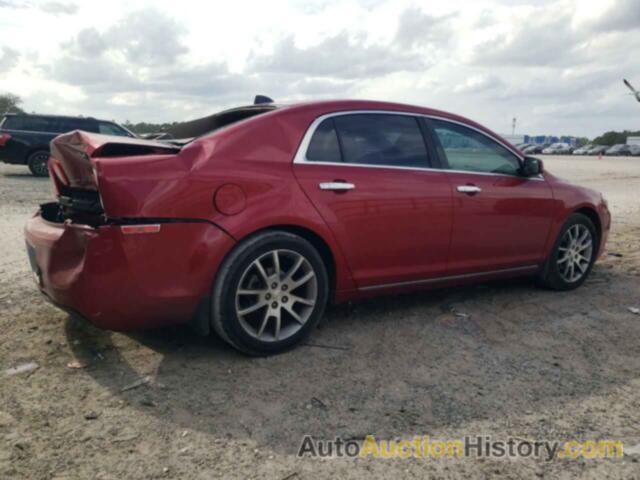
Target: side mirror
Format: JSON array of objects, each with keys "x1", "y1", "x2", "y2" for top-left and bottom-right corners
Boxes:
[{"x1": 521, "y1": 156, "x2": 543, "y2": 177}]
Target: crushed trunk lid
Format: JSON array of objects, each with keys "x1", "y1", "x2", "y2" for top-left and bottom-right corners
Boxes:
[{"x1": 50, "y1": 130, "x2": 182, "y2": 190}]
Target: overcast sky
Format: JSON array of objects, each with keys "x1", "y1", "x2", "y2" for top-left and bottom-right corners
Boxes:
[{"x1": 0, "y1": 0, "x2": 638, "y2": 137}]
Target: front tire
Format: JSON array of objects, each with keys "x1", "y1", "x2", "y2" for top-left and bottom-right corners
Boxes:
[
  {"x1": 27, "y1": 150, "x2": 50, "y2": 177},
  {"x1": 211, "y1": 231, "x2": 329, "y2": 355},
  {"x1": 538, "y1": 213, "x2": 598, "y2": 290}
]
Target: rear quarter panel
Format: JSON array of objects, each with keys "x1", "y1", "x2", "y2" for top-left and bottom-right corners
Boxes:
[{"x1": 94, "y1": 110, "x2": 357, "y2": 294}]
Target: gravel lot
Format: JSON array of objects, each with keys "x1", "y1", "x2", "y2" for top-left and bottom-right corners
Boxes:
[{"x1": 1, "y1": 156, "x2": 639, "y2": 479}]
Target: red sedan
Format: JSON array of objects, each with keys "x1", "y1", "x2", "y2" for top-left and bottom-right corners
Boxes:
[{"x1": 24, "y1": 99, "x2": 610, "y2": 355}]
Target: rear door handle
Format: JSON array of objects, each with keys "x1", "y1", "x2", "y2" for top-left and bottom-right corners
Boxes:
[
  {"x1": 456, "y1": 185, "x2": 482, "y2": 195},
  {"x1": 319, "y1": 182, "x2": 355, "y2": 191}
]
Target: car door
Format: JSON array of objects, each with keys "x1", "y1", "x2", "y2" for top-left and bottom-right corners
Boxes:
[
  {"x1": 427, "y1": 118, "x2": 555, "y2": 275},
  {"x1": 293, "y1": 112, "x2": 453, "y2": 288}
]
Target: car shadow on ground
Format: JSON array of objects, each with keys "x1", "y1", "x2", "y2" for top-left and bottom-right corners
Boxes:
[
  {"x1": 2, "y1": 172, "x2": 48, "y2": 180},
  {"x1": 64, "y1": 269, "x2": 639, "y2": 454}
]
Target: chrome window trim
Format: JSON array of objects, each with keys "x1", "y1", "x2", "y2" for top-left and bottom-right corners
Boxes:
[{"x1": 292, "y1": 109, "x2": 544, "y2": 181}]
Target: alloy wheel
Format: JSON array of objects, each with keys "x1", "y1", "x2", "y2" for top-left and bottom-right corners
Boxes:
[
  {"x1": 557, "y1": 224, "x2": 593, "y2": 283},
  {"x1": 235, "y1": 249, "x2": 317, "y2": 342}
]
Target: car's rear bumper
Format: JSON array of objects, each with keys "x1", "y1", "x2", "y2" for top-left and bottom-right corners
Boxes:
[{"x1": 24, "y1": 212, "x2": 235, "y2": 331}]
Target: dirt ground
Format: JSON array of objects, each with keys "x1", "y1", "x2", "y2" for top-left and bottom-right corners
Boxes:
[{"x1": 1, "y1": 155, "x2": 639, "y2": 479}]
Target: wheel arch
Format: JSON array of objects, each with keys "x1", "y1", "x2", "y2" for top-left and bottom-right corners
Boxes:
[
  {"x1": 25, "y1": 146, "x2": 50, "y2": 161},
  {"x1": 574, "y1": 206, "x2": 602, "y2": 246}
]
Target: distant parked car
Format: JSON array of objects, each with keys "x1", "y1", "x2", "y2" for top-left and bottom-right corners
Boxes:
[
  {"x1": 628, "y1": 145, "x2": 640, "y2": 156},
  {"x1": 572, "y1": 144, "x2": 594, "y2": 155},
  {"x1": 0, "y1": 113, "x2": 135, "y2": 176},
  {"x1": 516, "y1": 143, "x2": 533, "y2": 152},
  {"x1": 587, "y1": 145, "x2": 609, "y2": 156},
  {"x1": 523, "y1": 144, "x2": 549, "y2": 154},
  {"x1": 605, "y1": 144, "x2": 632, "y2": 156},
  {"x1": 542, "y1": 143, "x2": 573, "y2": 155}
]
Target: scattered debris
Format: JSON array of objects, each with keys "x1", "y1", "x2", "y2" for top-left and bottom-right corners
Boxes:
[
  {"x1": 281, "y1": 472, "x2": 298, "y2": 480},
  {"x1": 455, "y1": 312, "x2": 469, "y2": 318},
  {"x1": 121, "y1": 375, "x2": 151, "y2": 392},
  {"x1": 608, "y1": 252, "x2": 624, "y2": 257},
  {"x1": 140, "y1": 397, "x2": 156, "y2": 407},
  {"x1": 311, "y1": 397, "x2": 327, "y2": 409},
  {"x1": 84, "y1": 411, "x2": 99, "y2": 420},
  {"x1": 5, "y1": 361, "x2": 39, "y2": 376},
  {"x1": 67, "y1": 360, "x2": 88, "y2": 369},
  {"x1": 629, "y1": 307, "x2": 640, "y2": 315},
  {"x1": 112, "y1": 431, "x2": 140, "y2": 443},
  {"x1": 303, "y1": 342, "x2": 350, "y2": 351}
]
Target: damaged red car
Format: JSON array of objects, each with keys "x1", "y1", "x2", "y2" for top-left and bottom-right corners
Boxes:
[{"x1": 25, "y1": 99, "x2": 610, "y2": 355}]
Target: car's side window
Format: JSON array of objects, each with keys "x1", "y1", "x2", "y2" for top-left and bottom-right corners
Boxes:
[
  {"x1": 306, "y1": 118, "x2": 342, "y2": 162},
  {"x1": 98, "y1": 122, "x2": 129, "y2": 136},
  {"x1": 4, "y1": 116, "x2": 54, "y2": 132},
  {"x1": 333, "y1": 114, "x2": 429, "y2": 168},
  {"x1": 431, "y1": 119, "x2": 521, "y2": 175}
]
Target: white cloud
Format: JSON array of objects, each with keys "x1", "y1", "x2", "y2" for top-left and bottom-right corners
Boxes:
[
  {"x1": 0, "y1": 46, "x2": 19, "y2": 73},
  {"x1": 0, "y1": 0, "x2": 638, "y2": 137},
  {"x1": 39, "y1": 1, "x2": 78, "y2": 15}
]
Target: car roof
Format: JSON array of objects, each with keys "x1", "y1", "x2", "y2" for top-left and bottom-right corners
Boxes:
[
  {"x1": 1, "y1": 112, "x2": 117, "y2": 123},
  {"x1": 274, "y1": 99, "x2": 513, "y2": 146}
]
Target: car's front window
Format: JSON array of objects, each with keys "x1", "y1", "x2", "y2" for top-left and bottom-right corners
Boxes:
[{"x1": 431, "y1": 119, "x2": 521, "y2": 176}]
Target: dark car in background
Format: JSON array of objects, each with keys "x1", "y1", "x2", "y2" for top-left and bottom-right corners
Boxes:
[
  {"x1": 587, "y1": 145, "x2": 609, "y2": 156},
  {"x1": 522, "y1": 144, "x2": 549, "y2": 154},
  {"x1": 604, "y1": 144, "x2": 632, "y2": 156},
  {"x1": 0, "y1": 113, "x2": 134, "y2": 176}
]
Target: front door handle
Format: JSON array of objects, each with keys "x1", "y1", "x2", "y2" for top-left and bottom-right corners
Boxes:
[
  {"x1": 456, "y1": 185, "x2": 482, "y2": 195},
  {"x1": 319, "y1": 182, "x2": 355, "y2": 191}
]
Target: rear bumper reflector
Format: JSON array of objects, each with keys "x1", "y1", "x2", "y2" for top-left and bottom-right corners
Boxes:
[{"x1": 120, "y1": 224, "x2": 161, "y2": 235}]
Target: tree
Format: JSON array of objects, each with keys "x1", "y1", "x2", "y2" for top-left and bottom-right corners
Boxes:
[
  {"x1": 592, "y1": 130, "x2": 640, "y2": 146},
  {"x1": 0, "y1": 93, "x2": 25, "y2": 114}
]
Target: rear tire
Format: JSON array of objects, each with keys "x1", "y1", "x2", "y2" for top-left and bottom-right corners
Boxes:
[
  {"x1": 538, "y1": 213, "x2": 598, "y2": 291},
  {"x1": 27, "y1": 150, "x2": 50, "y2": 177},
  {"x1": 211, "y1": 231, "x2": 329, "y2": 356}
]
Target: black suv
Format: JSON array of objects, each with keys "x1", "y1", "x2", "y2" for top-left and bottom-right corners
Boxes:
[{"x1": 0, "y1": 113, "x2": 134, "y2": 176}]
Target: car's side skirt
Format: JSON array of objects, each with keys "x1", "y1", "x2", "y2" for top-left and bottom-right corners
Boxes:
[{"x1": 357, "y1": 265, "x2": 540, "y2": 292}]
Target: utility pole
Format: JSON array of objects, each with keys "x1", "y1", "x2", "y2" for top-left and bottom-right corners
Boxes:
[{"x1": 512, "y1": 117, "x2": 517, "y2": 136}]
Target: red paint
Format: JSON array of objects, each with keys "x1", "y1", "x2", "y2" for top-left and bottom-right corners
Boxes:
[{"x1": 24, "y1": 100, "x2": 610, "y2": 332}]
